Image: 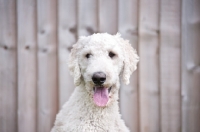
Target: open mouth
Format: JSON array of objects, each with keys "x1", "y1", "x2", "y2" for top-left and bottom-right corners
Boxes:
[{"x1": 93, "y1": 86, "x2": 112, "y2": 107}]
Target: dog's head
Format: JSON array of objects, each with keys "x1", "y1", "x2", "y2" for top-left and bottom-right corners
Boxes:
[{"x1": 68, "y1": 33, "x2": 139, "y2": 107}]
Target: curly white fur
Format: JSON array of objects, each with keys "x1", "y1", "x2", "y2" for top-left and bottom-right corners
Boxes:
[{"x1": 51, "y1": 33, "x2": 139, "y2": 132}]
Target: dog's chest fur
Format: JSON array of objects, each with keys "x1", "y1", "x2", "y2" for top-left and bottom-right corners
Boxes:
[{"x1": 52, "y1": 86, "x2": 129, "y2": 132}]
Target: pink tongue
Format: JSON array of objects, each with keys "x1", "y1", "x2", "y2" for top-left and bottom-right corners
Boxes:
[{"x1": 93, "y1": 87, "x2": 109, "y2": 107}]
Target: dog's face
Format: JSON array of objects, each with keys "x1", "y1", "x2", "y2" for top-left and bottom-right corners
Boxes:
[
  {"x1": 78, "y1": 38, "x2": 124, "y2": 107},
  {"x1": 68, "y1": 33, "x2": 139, "y2": 107}
]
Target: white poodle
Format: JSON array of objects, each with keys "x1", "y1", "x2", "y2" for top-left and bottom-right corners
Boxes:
[{"x1": 51, "y1": 33, "x2": 139, "y2": 132}]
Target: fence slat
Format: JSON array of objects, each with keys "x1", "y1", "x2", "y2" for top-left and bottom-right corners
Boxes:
[
  {"x1": 17, "y1": 0, "x2": 37, "y2": 132},
  {"x1": 0, "y1": 0, "x2": 17, "y2": 132},
  {"x1": 37, "y1": 0, "x2": 58, "y2": 131},
  {"x1": 182, "y1": 0, "x2": 200, "y2": 132},
  {"x1": 138, "y1": 0, "x2": 160, "y2": 132},
  {"x1": 99, "y1": 0, "x2": 118, "y2": 34},
  {"x1": 160, "y1": 0, "x2": 181, "y2": 132},
  {"x1": 78, "y1": 0, "x2": 98, "y2": 36},
  {"x1": 118, "y1": 0, "x2": 139, "y2": 131},
  {"x1": 58, "y1": 0, "x2": 76, "y2": 108}
]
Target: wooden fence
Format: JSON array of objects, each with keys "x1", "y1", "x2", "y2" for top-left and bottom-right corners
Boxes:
[{"x1": 0, "y1": 0, "x2": 200, "y2": 132}]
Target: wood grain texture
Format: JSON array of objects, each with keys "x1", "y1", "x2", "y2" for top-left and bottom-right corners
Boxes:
[
  {"x1": 58, "y1": 0, "x2": 77, "y2": 108},
  {"x1": 17, "y1": 0, "x2": 37, "y2": 131},
  {"x1": 138, "y1": 0, "x2": 160, "y2": 132},
  {"x1": 17, "y1": 0, "x2": 37, "y2": 132},
  {"x1": 0, "y1": 0, "x2": 18, "y2": 132},
  {"x1": 118, "y1": 0, "x2": 139, "y2": 131},
  {"x1": 182, "y1": 0, "x2": 200, "y2": 132},
  {"x1": 78, "y1": 0, "x2": 98, "y2": 36},
  {"x1": 160, "y1": 0, "x2": 181, "y2": 132},
  {"x1": 98, "y1": 0, "x2": 118, "y2": 34},
  {"x1": 37, "y1": 0, "x2": 58, "y2": 131}
]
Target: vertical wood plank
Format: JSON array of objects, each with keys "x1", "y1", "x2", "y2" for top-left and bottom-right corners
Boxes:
[
  {"x1": 0, "y1": 0, "x2": 17, "y2": 132},
  {"x1": 37, "y1": 0, "x2": 58, "y2": 131},
  {"x1": 17, "y1": 0, "x2": 37, "y2": 131},
  {"x1": 78, "y1": 0, "x2": 98, "y2": 36},
  {"x1": 160, "y1": 0, "x2": 181, "y2": 132},
  {"x1": 118, "y1": 0, "x2": 139, "y2": 131},
  {"x1": 99, "y1": 0, "x2": 118, "y2": 34},
  {"x1": 182, "y1": 0, "x2": 200, "y2": 132},
  {"x1": 138, "y1": 0, "x2": 160, "y2": 132},
  {"x1": 58, "y1": 0, "x2": 77, "y2": 108}
]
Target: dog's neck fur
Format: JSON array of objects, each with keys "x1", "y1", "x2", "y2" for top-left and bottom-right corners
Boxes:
[{"x1": 53, "y1": 83, "x2": 123, "y2": 131}]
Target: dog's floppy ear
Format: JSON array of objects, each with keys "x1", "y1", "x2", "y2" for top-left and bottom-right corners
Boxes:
[
  {"x1": 117, "y1": 34, "x2": 139, "y2": 85},
  {"x1": 68, "y1": 41, "x2": 82, "y2": 86}
]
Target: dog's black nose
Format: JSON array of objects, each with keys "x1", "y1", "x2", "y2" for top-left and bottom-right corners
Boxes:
[{"x1": 92, "y1": 72, "x2": 106, "y2": 85}]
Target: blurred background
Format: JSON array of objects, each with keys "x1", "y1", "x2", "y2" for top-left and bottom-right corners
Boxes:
[{"x1": 0, "y1": 0, "x2": 200, "y2": 132}]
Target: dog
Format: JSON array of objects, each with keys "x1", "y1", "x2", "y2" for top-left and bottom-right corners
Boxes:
[{"x1": 51, "y1": 33, "x2": 139, "y2": 132}]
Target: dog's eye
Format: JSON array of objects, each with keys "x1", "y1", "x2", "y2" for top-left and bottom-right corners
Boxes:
[
  {"x1": 109, "y1": 51, "x2": 116, "y2": 58},
  {"x1": 85, "y1": 53, "x2": 92, "y2": 58}
]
